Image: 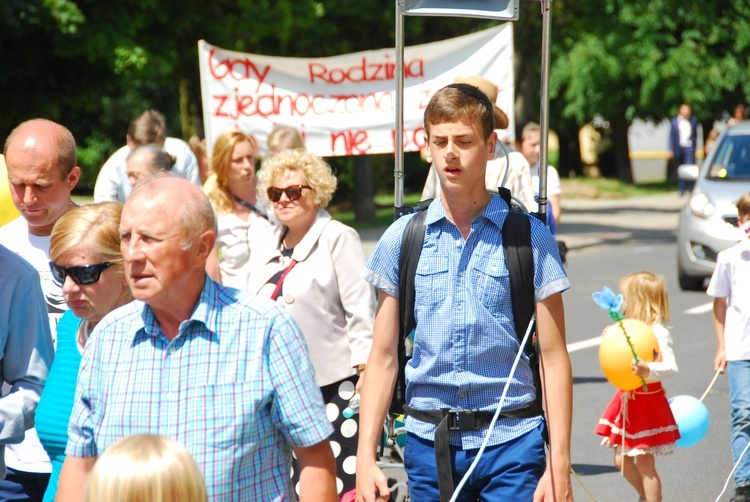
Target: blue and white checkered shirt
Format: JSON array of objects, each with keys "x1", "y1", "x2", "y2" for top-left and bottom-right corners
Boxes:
[
  {"x1": 66, "y1": 277, "x2": 333, "y2": 501},
  {"x1": 363, "y1": 195, "x2": 570, "y2": 449}
]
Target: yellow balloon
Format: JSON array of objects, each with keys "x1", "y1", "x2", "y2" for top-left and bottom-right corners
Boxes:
[
  {"x1": 599, "y1": 319, "x2": 659, "y2": 391},
  {"x1": 0, "y1": 155, "x2": 20, "y2": 227}
]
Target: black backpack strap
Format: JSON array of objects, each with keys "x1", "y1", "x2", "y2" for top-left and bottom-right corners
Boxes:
[
  {"x1": 392, "y1": 209, "x2": 428, "y2": 413},
  {"x1": 503, "y1": 210, "x2": 545, "y2": 419},
  {"x1": 497, "y1": 186, "x2": 513, "y2": 207},
  {"x1": 503, "y1": 211, "x2": 534, "y2": 349}
]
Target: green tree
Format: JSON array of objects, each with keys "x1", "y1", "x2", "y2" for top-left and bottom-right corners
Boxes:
[
  {"x1": 1, "y1": 0, "x2": 494, "y2": 194},
  {"x1": 548, "y1": 0, "x2": 749, "y2": 181},
  {"x1": 6, "y1": 1, "x2": 750, "y2": 188},
  {"x1": 0, "y1": 0, "x2": 330, "y2": 186}
]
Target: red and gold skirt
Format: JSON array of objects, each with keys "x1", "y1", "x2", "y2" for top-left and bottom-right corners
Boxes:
[{"x1": 595, "y1": 382, "x2": 681, "y2": 456}]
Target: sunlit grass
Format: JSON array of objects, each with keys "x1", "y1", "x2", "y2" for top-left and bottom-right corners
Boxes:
[{"x1": 330, "y1": 193, "x2": 422, "y2": 231}]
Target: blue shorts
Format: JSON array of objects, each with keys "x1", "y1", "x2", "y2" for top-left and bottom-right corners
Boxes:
[{"x1": 404, "y1": 423, "x2": 546, "y2": 501}]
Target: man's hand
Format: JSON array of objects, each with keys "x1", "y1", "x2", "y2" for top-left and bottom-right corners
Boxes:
[
  {"x1": 533, "y1": 459, "x2": 573, "y2": 502},
  {"x1": 355, "y1": 460, "x2": 391, "y2": 502}
]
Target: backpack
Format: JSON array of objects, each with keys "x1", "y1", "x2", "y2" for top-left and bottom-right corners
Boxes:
[{"x1": 391, "y1": 188, "x2": 543, "y2": 419}]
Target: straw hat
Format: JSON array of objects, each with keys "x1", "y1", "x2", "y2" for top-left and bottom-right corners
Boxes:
[{"x1": 453, "y1": 75, "x2": 509, "y2": 130}]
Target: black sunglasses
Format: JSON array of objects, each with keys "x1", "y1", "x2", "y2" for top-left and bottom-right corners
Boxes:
[
  {"x1": 266, "y1": 185, "x2": 312, "y2": 203},
  {"x1": 50, "y1": 261, "x2": 115, "y2": 285}
]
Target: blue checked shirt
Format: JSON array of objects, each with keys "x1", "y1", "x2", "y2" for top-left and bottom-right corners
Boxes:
[
  {"x1": 66, "y1": 278, "x2": 333, "y2": 501},
  {"x1": 363, "y1": 195, "x2": 570, "y2": 449}
]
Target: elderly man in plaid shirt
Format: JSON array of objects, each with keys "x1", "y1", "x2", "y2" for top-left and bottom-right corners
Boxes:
[{"x1": 57, "y1": 175, "x2": 336, "y2": 501}]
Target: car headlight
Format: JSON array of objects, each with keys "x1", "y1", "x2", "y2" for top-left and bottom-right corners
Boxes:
[{"x1": 689, "y1": 191, "x2": 715, "y2": 219}]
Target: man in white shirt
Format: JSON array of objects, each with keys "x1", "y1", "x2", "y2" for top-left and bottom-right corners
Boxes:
[
  {"x1": 517, "y1": 122, "x2": 563, "y2": 236},
  {"x1": 0, "y1": 118, "x2": 79, "y2": 500},
  {"x1": 93, "y1": 110, "x2": 200, "y2": 203},
  {"x1": 707, "y1": 191, "x2": 750, "y2": 502}
]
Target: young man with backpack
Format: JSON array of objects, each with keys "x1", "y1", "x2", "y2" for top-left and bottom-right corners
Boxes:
[{"x1": 356, "y1": 84, "x2": 573, "y2": 501}]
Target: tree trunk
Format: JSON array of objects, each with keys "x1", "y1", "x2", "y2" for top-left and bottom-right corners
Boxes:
[
  {"x1": 353, "y1": 155, "x2": 376, "y2": 224},
  {"x1": 514, "y1": 48, "x2": 538, "y2": 126},
  {"x1": 179, "y1": 78, "x2": 193, "y2": 140},
  {"x1": 558, "y1": 131, "x2": 581, "y2": 178},
  {"x1": 610, "y1": 114, "x2": 633, "y2": 184}
]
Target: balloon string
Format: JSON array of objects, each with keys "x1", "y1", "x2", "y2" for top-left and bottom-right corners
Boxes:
[
  {"x1": 609, "y1": 312, "x2": 648, "y2": 391},
  {"x1": 700, "y1": 369, "x2": 722, "y2": 402},
  {"x1": 620, "y1": 392, "x2": 628, "y2": 476},
  {"x1": 570, "y1": 466, "x2": 599, "y2": 501}
]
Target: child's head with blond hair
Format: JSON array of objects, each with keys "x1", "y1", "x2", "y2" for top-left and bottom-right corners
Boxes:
[
  {"x1": 619, "y1": 271, "x2": 671, "y2": 325},
  {"x1": 84, "y1": 434, "x2": 207, "y2": 502}
]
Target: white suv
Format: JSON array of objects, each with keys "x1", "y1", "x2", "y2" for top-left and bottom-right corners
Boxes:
[{"x1": 676, "y1": 121, "x2": 750, "y2": 290}]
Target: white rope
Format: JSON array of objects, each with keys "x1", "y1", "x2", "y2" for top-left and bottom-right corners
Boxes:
[
  {"x1": 700, "y1": 369, "x2": 721, "y2": 402},
  {"x1": 716, "y1": 440, "x2": 750, "y2": 502},
  {"x1": 449, "y1": 315, "x2": 535, "y2": 502}
]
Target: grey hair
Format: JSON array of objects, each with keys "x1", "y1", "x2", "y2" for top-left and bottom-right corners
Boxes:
[
  {"x1": 127, "y1": 144, "x2": 176, "y2": 174},
  {"x1": 129, "y1": 173, "x2": 217, "y2": 251}
]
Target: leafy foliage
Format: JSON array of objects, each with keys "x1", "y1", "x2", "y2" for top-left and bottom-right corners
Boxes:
[
  {"x1": 550, "y1": 1, "x2": 748, "y2": 122},
  {"x1": 541, "y1": 0, "x2": 750, "y2": 179},
  {"x1": 2, "y1": 0, "x2": 749, "y2": 188},
  {"x1": 0, "y1": 0, "x2": 493, "y2": 190}
]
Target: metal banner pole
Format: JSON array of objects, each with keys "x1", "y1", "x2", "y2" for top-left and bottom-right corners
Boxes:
[
  {"x1": 537, "y1": 0, "x2": 552, "y2": 217},
  {"x1": 394, "y1": 0, "x2": 406, "y2": 217},
  {"x1": 394, "y1": 1, "x2": 520, "y2": 219}
]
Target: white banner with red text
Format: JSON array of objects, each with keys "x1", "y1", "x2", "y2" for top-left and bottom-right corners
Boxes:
[{"x1": 198, "y1": 24, "x2": 513, "y2": 158}]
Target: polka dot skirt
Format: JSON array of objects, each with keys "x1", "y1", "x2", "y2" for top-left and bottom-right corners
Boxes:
[{"x1": 292, "y1": 375, "x2": 359, "y2": 499}]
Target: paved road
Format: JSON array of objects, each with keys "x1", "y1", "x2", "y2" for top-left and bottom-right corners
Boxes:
[{"x1": 557, "y1": 191, "x2": 685, "y2": 253}]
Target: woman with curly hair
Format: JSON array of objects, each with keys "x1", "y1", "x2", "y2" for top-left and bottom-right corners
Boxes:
[{"x1": 249, "y1": 149, "x2": 374, "y2": 498}]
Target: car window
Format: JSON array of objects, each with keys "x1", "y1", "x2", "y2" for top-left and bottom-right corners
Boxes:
[{"x1": 708, "y1": 134, "x2": 750, "y2": 180}]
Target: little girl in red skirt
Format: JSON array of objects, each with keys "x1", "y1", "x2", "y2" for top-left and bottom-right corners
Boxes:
[{"x1": 595, "y1": 271, "x2": 680, "y2": 502}]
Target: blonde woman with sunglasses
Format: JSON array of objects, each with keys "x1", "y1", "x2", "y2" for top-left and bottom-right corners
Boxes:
[
  {"x1": 35, "y1": 202, "x2": 132, "y2": 502},
  {"x1": 249, "y1": 149, "x2": 375, "y2": 498}
]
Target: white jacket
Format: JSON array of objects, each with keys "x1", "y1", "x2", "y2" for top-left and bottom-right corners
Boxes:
[{"x1": 249, "y1": 208, "x2": 375, "y2": 387}]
